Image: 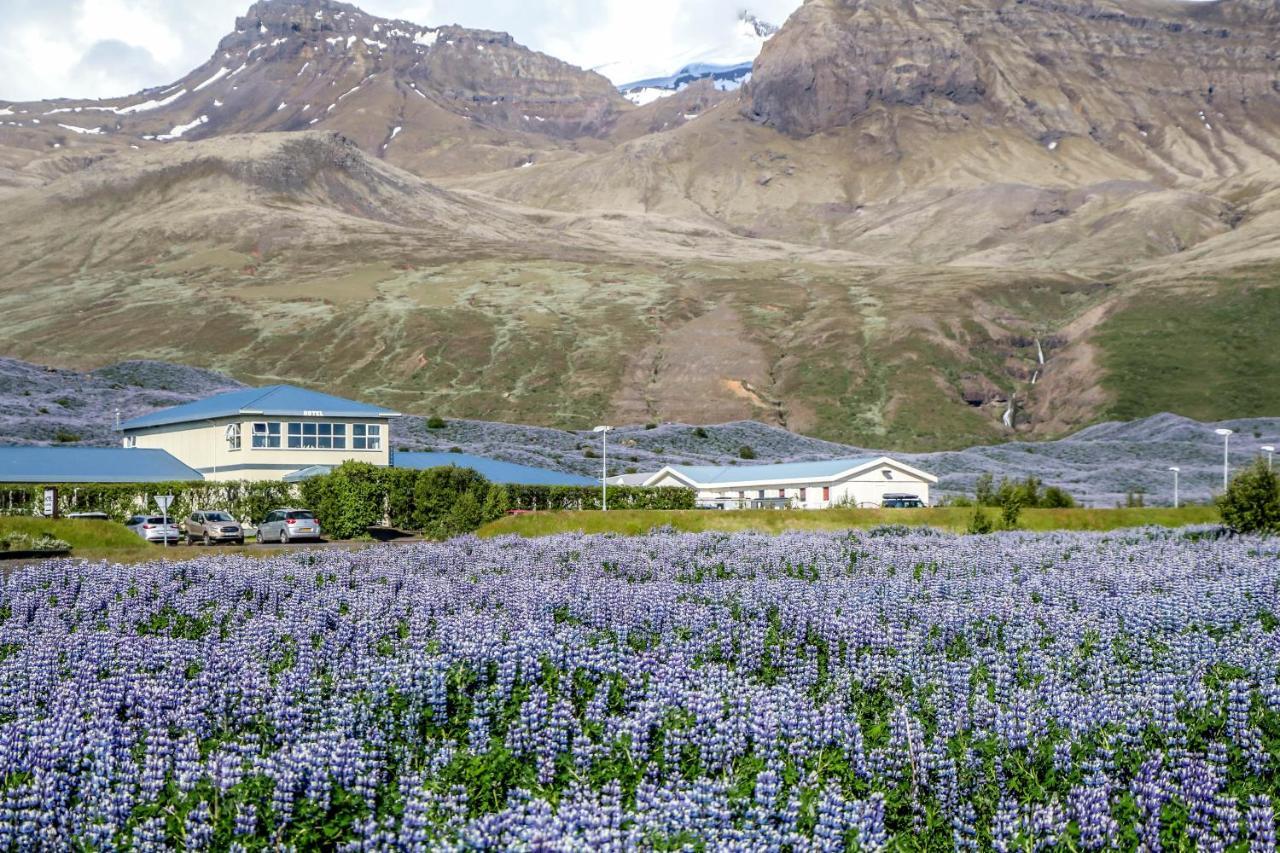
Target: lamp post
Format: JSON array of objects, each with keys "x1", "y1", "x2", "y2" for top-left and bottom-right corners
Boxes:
[
  {"x1": 1215, "y1": 428, "x2": 1234, "y2": 491},
  {"x1": 593, "y1": 426, "x2": 612, "y2": 511},
  {"x1": 1169, "y1": 467, "x2": 1180, "y2": 509},
  {"x1": 1263, "y1": 445, "x2": 1276, "y2": 471}
]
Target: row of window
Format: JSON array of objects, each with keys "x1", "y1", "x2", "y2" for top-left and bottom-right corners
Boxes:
[
  {"x1": 225, "y1": 422, "x2": 383, "y2": 451},
  {"x1": 731, "y1": 487, "x2": 831, "y2": 502}
]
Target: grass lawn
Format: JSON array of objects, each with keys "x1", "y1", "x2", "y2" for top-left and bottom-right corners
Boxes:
[
  {"x1": 478, "y1": 506, "x2": 1221, "y2": 538},
  {"x1": 0, "y1": 517, "x2": 392, "y2": 566},
  {"x1": 1, "y1": 516, "x2": 155, "y2": 563}
]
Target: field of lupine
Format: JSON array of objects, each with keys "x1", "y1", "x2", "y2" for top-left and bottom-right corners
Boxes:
[{"x1": 3, "y1": 527, "x2": 1280, "y2": 849}]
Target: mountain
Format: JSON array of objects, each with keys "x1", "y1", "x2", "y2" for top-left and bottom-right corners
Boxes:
[
  {"x1": 617, "y1": 12, "x2": 779, "y2": 106},
  {"x1": 0, "y1": 0, "x2": 1278, "y2": 452},
  {"x1": 0, "y1": 0, "x2": 628, "y2": 180}
]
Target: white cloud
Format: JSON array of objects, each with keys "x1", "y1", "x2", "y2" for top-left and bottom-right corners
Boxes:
[{"x1": 0, "y1": 0, "x2": 802, "y2": 102}]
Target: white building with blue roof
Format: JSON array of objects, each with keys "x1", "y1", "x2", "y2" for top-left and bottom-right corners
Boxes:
[
  {"x1": 119, "y1": 385, "x2": 401, "y2": 482},
  {"x1": 643, "y1": 457, "x2": 937, "y2": 509}
]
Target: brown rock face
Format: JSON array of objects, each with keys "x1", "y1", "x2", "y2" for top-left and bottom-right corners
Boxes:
[{"x1": 744, "y1": 0, "x2": 1280, "y2": 143}]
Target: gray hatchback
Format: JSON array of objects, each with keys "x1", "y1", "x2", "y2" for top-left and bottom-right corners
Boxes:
[{"x1": 258, "y1": 509, "x2": 322, "y2": 543}]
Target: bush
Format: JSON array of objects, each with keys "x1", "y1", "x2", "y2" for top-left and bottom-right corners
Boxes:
[
  {"x1": 298, "y1": 462, "x2": 386, "y2": 540},
  {"x1": 1000, "y1": 495, "x2": 1024, "y2": 530},
  {"x1": 1042, "y1": 486, "x2": 1076, "y2": 509},
  {"x1": 692, "y1": 427, "x2": 708, "y2": 439},
  {"x1": 1218, "y1": 459, "x2": 1280, "y2": 535},
  {"x1": 426, "y1": 416, "x2": 447, "y2": 429},
  {"x1": 738, "y1": 445, "x2": 757, "y2": 460},
  {"x1": 967, "y1": 506, "x2": 994, "y2": 535},
  {"x1": 0, "y1": 532, "x2": 71, "y2": 552}
]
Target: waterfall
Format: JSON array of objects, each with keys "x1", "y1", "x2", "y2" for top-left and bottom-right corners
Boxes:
[
  {"x1": 1003, "y1": 399, "x2": 1015, "y2": 429},
  {"x1": 1036, "y1": 338, "x2": 1045, "y2": 365}
]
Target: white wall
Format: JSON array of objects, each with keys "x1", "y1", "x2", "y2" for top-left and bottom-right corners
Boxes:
[
  {"x1": 651, "y1": 462, "x2": 932, "y2": 509},
  {"x1": 126, "y1": 416, "x2": 393, "y2": 482}
]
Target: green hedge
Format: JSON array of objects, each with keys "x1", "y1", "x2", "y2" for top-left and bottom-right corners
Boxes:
[
  {"x1": 504, "y1": 484, "x2": 695, "y2": 512},
  {"x1": 0, "y1": 481, "x2": 297, "y2": 525},
  {"x1": 297, "y1": 463, "x2": 695, "y2": 540},
  {"x1": 0, "y1": 467, "x2": 696, "y2": 541}
]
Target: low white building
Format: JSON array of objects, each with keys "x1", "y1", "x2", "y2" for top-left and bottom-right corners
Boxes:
[{"x1": 642, "y1": 456, "x2": 937, "y2": 509}]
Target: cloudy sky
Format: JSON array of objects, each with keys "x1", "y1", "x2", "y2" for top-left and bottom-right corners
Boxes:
[{"x1": 0, "y1": 0, "x2": 803, "y2": 101}]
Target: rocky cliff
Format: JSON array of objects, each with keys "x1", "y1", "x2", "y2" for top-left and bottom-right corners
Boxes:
[{"x1": 744, "y1": 0, "x2": 1280, "y2": 171}]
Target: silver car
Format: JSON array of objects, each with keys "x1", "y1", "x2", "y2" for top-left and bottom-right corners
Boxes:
[
  {"x1": 184, "y1": 511, "x2": 245, "y2": 546},
  {"x1": 125, "y1": 515, "x2": 181, "y2": 544},
  {"x1": 258, "y1": 509, "x2": 322, "y2": 543}
]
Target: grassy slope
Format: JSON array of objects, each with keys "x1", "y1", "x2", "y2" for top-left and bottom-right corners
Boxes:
[
  {"x1": 1097, "y1": 278, "x2": 1280, "y2": 422},
  {"x1": 0, "y1": 517, "x2": 152, "y2": 560},
  {"x1": 477, "y1": 506, "x2": 1221, "y2": 537}
]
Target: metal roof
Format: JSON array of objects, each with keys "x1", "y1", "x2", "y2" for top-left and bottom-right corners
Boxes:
[
  {"x1": 392, "y1": 452, "x2": 596, "y2": 486},
  {"x1": 650, "y1": 456, "x2": 938, "y2": 487},
  {"x1": 282, "y1": 465, "x2": 336, "y2": 483},
  {"x1": 120, "y1": 385, "x2": 401, "y2": 430},
  {"x1": 0, "y1": 446, "x2": 204, "y2": 483}
]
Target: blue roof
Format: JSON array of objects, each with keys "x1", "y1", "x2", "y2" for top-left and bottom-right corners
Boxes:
[
  {"x1": 392, "y1": 452, "x2": 596, "y2": 486},
  {"x1": 0, "y1": 446, "x2": 204, "y2": 483},
  {"x1": 662, "y1": 457, "x2": 884, "y2": 485},
  {"x1": 120, "y1": 385, "x2": 400, "y2": 430}
]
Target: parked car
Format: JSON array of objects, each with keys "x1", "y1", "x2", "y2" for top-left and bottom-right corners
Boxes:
[
  {"x1": 125, "y1": 515, "x2": 181, "y2": 544},
  {"x1": 184, "y1": 510, "x2": 245, "y2": 545},
  {"x1": 258, "y1": 509, "x2": 322, "y2": 543},
  {"x1": 881, "y1": 494, "x2": 925, "y2": 509}
]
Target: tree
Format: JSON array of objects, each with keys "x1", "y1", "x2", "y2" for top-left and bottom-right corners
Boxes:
[
  {"x1": 967, "y1": 505, "x2": 994, "y2": 535},
  {"x1": 975, "y1": 474, "x2": 996, "y2": 507},
  {"x1": 1042, "y1": 486, "x2": 1076, "y2": 509},
  {"x1": 1218, "y1": 459, "x2": 1280, "y2": 535},
  {"x1": 1000, "y1": 494, "x2": 1023, "y2": 530}
]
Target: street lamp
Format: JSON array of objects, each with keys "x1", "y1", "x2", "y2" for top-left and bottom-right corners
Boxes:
[
  {"x1": 1263, "y1": 445, "x2": 1276, "y2": 471},
  {"x1": 1215, "y1": 428, "x2": 1234, "y2": 491},
  {"x1": 593, "y1": 426, "x2": 612, "y2": 511},
  {"x1": 1169, "y1": 467, "x2": 1180, "y2": 509}
]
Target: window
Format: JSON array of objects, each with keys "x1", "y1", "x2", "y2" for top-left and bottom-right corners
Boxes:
[
  {"x1": 799, "y1": 488, "x2": 807, "y2": 502},
  {"x1": 253, "y1": 422, "x2": 281, "y2": 449},
  {"x1": 225, "y1": 424, "x2": 241, "y2": 451},
  {"x1": 123, "y1": 436, "x2": 137, "y2": 448},
  {"x1": 823, "y1": 487, "x2": 831, "y2": 502},
  {"x1": 758, "y1": 490, "x2": 765, "y2": 500},
  {"x1": 779, "y1": 489, "x2": 786, "y2": 499},
  {"x1": 353, "y1": 423, "x2": 382, "y2": 451}
]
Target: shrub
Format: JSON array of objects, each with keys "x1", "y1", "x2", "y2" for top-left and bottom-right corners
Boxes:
[
  {"x1": 692, "y1": 427, "x2": 708, "y2": 439},
  {"x1": 738, "y1": 445, "x2": 757, "y2": 460},
  {"x1": 967, "y1": 506, "x2": 994, "y2": 535},
  {"x1": 1217, "y1": 459, "x2": 1280, "y2": 535},
  {"x1": 974, "y1": 474, "x2": 996, "y2": 506},
  {"x1": 1042, "y1": 486, "x2": 1076, "y2": 508},
  {"x1": 1000, "y1": 495, "x2": 1024, "y2": 530},
  {"x1": 298, "y1": 462, "x2": 385, "y2": 540},
  {"x1": 426, "y1": 416, "x2": 447, "y2": 429},
  {"x1": 53, "y1": 431, "x2": 81, "y2": 444}
]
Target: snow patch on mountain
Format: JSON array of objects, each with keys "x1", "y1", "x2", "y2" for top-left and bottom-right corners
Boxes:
[{"x1": 615, "y1": 11, "x2": 777, "y2": 105}]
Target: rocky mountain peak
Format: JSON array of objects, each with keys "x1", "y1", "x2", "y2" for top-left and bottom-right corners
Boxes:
[{"x1": 743, "y1": 0, "x2": 1280, "y2": 145}]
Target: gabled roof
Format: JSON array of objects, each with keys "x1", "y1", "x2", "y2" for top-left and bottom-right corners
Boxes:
[
  {"x1": 120, "y1": 385, "x2": 401, "y2": 430},
  {"x1": 645, "y1": 456, "x2": 938, "y2": 488},
  {"x1": 392, "y1": 452, "x2": 596, "y2": 486},
  {"x1": 0, "y1": 446, "x2": 203, "y2": 483}
]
